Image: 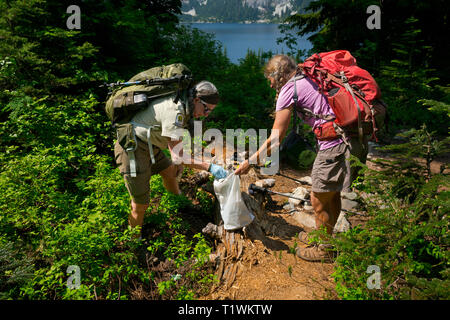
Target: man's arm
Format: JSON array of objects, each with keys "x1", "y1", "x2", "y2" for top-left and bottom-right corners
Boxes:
[{"x1": 167, "y1": 139, "x2": 210, "y2": 171}]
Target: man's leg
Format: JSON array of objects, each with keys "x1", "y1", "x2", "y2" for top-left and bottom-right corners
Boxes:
[
  {"x1": 115, "y1": 140, "x2": 151, "y2": 234},
  {"x1": 128, "y1": 164, "x2": 181, "y2": 231},
  {"x1": 127, "y1": 151, "x2": 181, "y2": 233},
  {"x1": 159, "y1": 164, "x2": 182, "y2": 195},
  {"x1": 129, "y1": 201, "x2": 149, "y2": 229}
]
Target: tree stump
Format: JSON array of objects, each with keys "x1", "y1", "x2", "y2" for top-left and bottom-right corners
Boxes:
[{"x1": 202, "y1": 167, "x2": 275, "y2": 291}]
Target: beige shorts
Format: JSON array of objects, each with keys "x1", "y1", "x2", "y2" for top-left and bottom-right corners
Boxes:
[
  {"x1": 114, "y1": 139, "x2": 172, "y2": 204},
  {"x1": 311, "y1": 142, "x2": 351, "y2": 193}
]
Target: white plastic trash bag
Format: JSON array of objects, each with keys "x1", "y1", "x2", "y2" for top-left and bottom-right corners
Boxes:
[{"x1": 213, "y1": 173, "x2": 254, "y2": 230}]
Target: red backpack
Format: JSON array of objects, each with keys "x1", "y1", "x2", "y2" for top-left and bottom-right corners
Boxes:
[{"x1": 297, "y1": 50, "x2": 386, "y2": 142}]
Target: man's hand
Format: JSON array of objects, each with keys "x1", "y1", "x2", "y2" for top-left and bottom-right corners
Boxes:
[
  {"x1": 209, "y1": 164, "x2": 228, "y2": 180},
  {"x1": 234, "y1": 160, "x2": 250, "y2": 176}
]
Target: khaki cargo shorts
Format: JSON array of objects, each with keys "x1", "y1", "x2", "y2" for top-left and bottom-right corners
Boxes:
[
  {"x1": 311, "y1": 142, "x2": 352, "y2": 193},
  {"x1": 114, "y1": 139, "x2": 172, "y2": 204}
]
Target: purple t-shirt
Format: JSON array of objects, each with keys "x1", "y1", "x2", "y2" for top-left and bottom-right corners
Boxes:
[{"x1": 276, "y1": 76, "x2": 342, "y2": 150}]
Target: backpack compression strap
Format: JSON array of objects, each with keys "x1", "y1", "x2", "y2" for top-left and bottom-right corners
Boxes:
[{"x1": 338, "y1": 71, "x2": 364, "y2": 145}]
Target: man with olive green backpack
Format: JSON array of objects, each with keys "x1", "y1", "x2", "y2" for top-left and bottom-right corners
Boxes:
[{"x1": 105, "y1": 64, "x2": 228, "y2": 234}]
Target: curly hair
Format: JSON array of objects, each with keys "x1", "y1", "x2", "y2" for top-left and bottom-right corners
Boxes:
[{"x1": 264, "y1": 55, "x2": 298, "y2": 94}]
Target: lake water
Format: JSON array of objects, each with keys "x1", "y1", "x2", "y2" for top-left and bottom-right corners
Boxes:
[{"x1": 187, "y1": 23, "x2": 312, "y2": 64}]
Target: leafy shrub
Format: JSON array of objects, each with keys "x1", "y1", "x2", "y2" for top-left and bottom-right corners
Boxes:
[
  {"x1": 280, "y1": 125, "x2": 317, "y2": 170},
  {"x1": 297, "y1": 150, "x2": 316, "y2": 170},
  {"x1": 0, "y1": 149, "x2": 215, "y2": 299},
  {"x1": 0, "y1": 242, "x2": 34, "y2": 299},
  {"x1": 206, "y1": 50, "x2": 275, "y2": 131},
  {"x1": 154, "y1": 232, "x2": 214, "y2": 300},
  {"x1": 324, "y1": 126, "x2": 449, "y2": 300}
]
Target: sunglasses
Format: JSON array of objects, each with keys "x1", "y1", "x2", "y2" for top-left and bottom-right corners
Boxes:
[{"x1": 201, "y1": 101, "x2": 213, "y2": 115}]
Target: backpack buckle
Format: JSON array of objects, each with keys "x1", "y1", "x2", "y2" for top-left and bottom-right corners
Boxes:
[{"x1": 340, "y1": 71, "x2": 348, "y2": 83}]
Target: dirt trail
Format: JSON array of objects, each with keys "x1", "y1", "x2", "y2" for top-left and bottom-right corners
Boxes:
[
  {"x1": 200, "y1": 167, "x2": 337, "y2": 300},
  {"x1": 198, "y1": 143, "x2": 449, "y2": 300}
]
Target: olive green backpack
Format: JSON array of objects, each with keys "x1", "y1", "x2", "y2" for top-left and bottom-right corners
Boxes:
[
  {"x1": 105, "y1": 63, "x2": 193, "y2": 125},
  {"x1": 104, "y1": 63, "x2": 193, "y2": 177}
]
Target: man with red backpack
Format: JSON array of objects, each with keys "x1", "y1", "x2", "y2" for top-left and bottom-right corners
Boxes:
[{"x1": 235, "y1": 52, "x2": 385, "y2": 262}]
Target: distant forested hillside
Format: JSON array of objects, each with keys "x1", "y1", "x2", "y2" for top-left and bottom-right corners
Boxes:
[{"x1": 180, "y1": 0, "x2": 312, "y2": 22}]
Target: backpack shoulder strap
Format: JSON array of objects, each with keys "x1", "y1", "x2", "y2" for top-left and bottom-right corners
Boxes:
[
  {"x1": 291, "y1": 75, "x2": 303, "y2": 134},
  {"x1": 289, "y1": 74, "x2": 335, "y2": 122},
  {"x1": 289, "y1": 74, "x2": 304, "y2": 105}
]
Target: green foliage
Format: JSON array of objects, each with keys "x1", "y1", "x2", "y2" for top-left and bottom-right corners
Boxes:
[
  {"x1": 153, "y1": 232, "x2": 214, "y2": 300},
  {"x1": 277, "y1": 23, "x2": 311, "y2": 61},
  {"x1": 1, "y1": 0, "x2": 448, "y2": 302},
  {"x1": 325, "y1": 127, "x2": 450, "y2": 300},
  {"x1": 419, "y1": 97, "x2": 450, "y2": 118},
  {"x1": 0, "y1": 148, "x2": 144, "y2": 299},
  {"x1": 0, "y1": 13, "x2": 222, "y2": 298},
  {"x1": 0, "y1": 0, "x2": 183, "y2": 96},
  {"x1": 377, "y1": 125, "x2": 450, "y2": 181},
  {"x1": 195, "y1": 189, "x2": 214, "y2": 215},
  {"x1": 280, "y1": 122, "x2": 317, "y2": 170},
  {"x1": 284, "y1": 0, "x2": 449, "y2": 79},
  {"x1": 297, "y1": 150, "x2": 316, "y2": 170},
  {"x1": 165, "y1": 233, "x2": 211, "y2": 269},
  {"x1": 0, "y1": 145, "x2": 214, "y2": 299},
  {"x1": 281, "y1": 138, "x2": 316, "y2": 170},
  {"x1": 376, "y1": 19, "x2": 449, "y2": 136},
  {"x1": 0, "y1": 242, "x2": 34, "y2": 299},
  {"x1": 162, "y1": 25, "x2": 230, "y2": 81},
  {"x1": 207, "y1": 50, "x2": 275, "y2": 131}
]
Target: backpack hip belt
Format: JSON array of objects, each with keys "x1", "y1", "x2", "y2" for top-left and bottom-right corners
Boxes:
[
  {"x1": 124, "y1": 127, "x2": 138, "y2": 178},
  {"x1": 127, "y1": 122, "x2": 161, "y2": 177}
]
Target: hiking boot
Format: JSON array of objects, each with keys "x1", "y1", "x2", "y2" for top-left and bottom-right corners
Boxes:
[
  {"x1": 297, "y1": 231, "x2": 317, "y2": 245},
  {"x1": 296, "y1": 244, "x2": 336, "y2": 263}
]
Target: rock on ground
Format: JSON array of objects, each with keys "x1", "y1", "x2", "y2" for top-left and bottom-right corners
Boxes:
[
  {"x1": 288, "y1": 187, "x2": 310, "y2": 207},
  {"x1": 341, "y1": 199, "x2": 360, "y2": 211},
  {"x1": 333, "y1": 212, "x2": 351, "y2": 233}
]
